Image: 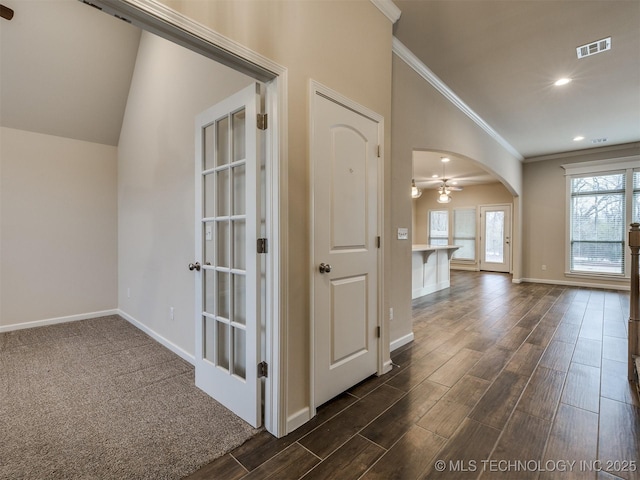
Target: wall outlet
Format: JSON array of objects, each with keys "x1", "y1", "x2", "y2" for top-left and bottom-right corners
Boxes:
[
  {"x1": 170, "y1": 307, "x2": 174, "y2": 321},
  {"x1": 397, "y1": 228, "x2": 409, "y2": 240},
  {"x1": 541, "y1": 264, "x2": 547, "y2": 271},
  {"x1": 389, "y1": 307, "x2": 394, "y2": 320},
  {"x1": 127, "y1": 287, "x2": 131, "y2": 298}
]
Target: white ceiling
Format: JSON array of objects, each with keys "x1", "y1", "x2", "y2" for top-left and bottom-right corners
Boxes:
[
  {"x1": 1, "y1": 0, "x2": 638, "y2": 187},
  {"x1": 0, "y1": 0, "x2": 141, "y2": 146},
  {"x1": 394, "y1": 0, "x2": 640, "y2": 161}
]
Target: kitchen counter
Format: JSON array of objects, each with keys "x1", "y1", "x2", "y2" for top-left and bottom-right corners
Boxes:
[{"x1": 412, "y1": 245, "x2": 460, "y2": 299}]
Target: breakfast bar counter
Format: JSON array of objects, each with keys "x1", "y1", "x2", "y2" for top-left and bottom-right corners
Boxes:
[{"x1": 412, "y1": 244, "x2": 460, "y2": 299}]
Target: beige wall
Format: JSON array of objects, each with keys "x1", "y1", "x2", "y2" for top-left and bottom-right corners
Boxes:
[
  {"x1": 523, "y1": 143, "x2": 640, "y2": 288},
  {"x1": 390, "y1": 55, "x2": 523, "y2": 347},
  {"x1": 413, "y1": 183, "x2": 514, "y2": 270},
  {"x1": 117, "y1": 32, "x2": 253, "y2": 356},
  {"x1": 0, "y1": 127, "x2": 117, "y2": 328},
  {"x1": 161, "y1": 0, "x2": 394, "y2": 430}
]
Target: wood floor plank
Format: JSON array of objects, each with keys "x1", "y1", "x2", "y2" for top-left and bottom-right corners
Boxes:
[
  {"x1": 517, "y1": 366, "x2": 566, "y2": 421},
  {"x1": 527, "y1": 323, "x2": 557, "y2": 348},
  {"x1": 561, "y1": 363, "x2": 601, "y2": 413},
  {"x1": 602, "y1": 336, "x2": 628, "y2": 364},
  {"x1": 241, "y1": 443, "x2": 320, "y2": 480},
  {"x1": 469, "y1": 370, "x2": 529, "y2": 430},
  {"x1": 184, "y1": 453, "x2": 248, "y2": 480},
  {"x1": 386, "y1": 351, "x2": 453, "y2": 392},
  {"x1": 497, "y1": 326, "x2": 532, "y2": 351},
  {"x1": 484, "y1": 410, "x2": 552, "y2": 480},
  {"x1": 600, "y1": 358, "x2": 640, "y2": 407},
  {"x1": 504, "y1": 342, "x2": 545, "y2": 377},
  {"x1": 298, "y1": 384, "x2": 404, "y2": 459},
  {"x1": 421, "y1": 418, "x2": 501, "y2": 479},
  {"x1": 538, "y1": 340, "x2": 575, "y2": 372},
  {"x1": 572, "y1": 338, "x2": 602, "y2": 368},
  {"x1": 361, "y1": 426, "x2": 446, "y2": 480},
  {"x1": 553, "y1": 322, "x2": 581, "y2": 344},
  {"x1": 598, "y1": 398, "x2": 640, "y2": 480},
  {"x1": 539, "y1": 404, "x2": 598, "y2": 480},
  {"x1": 233, "y1": 392, "x2": 357, "y2": 470},
  {"x1": 468, "y1": 346, "x2": 513, "y2": 382},
  {"x1": 300, "y1": 435, "x2": 384, "y2": 480},
  {"x1": 416, "y1": 398, "x2": 473, "y2": 439},
  {"x1": 428, "y1": 348, "x2": 484, "y2": 387},
  {"x1": 360, "y1": 379, "x2": 448, "y2": 449}
]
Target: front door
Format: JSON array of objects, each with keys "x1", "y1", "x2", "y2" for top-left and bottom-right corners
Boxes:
[
  {"x1": 480, "y1": 204, "x2": 511, "y2": 273},
  {"x1": 193, "y1": 84, "x2": 262, "y2": 427},
  {"x1": 312, "y1": 88, "x2": 381, "y2": 408}
]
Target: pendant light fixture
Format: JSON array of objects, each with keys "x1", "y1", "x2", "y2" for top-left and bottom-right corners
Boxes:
[
  {"x1": 436, "y1": 157, "x2": 452, "y2": 203},
  {"x1": 411, "y1": 161, "x2": 422, "y2": 198}
]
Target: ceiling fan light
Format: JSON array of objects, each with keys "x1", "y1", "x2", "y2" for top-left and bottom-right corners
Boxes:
[
  {"x1": 411, "y1": 179, "x2": 422, "y2": 198},
  {"x1": 437, "y1": 193, "x2": 451, "y2": 203}
]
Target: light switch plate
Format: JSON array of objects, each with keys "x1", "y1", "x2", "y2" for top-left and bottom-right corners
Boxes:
[{"x1": 397, "y1": 228, "x2": 408, "y2": 240}]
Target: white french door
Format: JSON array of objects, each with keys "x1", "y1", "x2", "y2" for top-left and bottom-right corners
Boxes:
[
  {"x1": 480, "y1": 204, "x2": 511, "y2": 273},
  {"x1": 193, "y1": 84, "x2": 262, "y2": 427}
]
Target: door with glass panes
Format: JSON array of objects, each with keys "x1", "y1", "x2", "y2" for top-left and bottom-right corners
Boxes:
[
  {"x1": 480, "y1": 204, "x2": 511, "y2": 273},
  {"x1": 193, "y1": 84, "x2": 262, "y2": 427}
]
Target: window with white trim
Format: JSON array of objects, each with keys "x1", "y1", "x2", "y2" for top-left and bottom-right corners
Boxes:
[
  {"x1": 452, "y1": 208, "x2": 476, "y2": 260},
  {"x1": 570, "y1": 173, "x2": 625, "y2": 274},
  {"x1": 428, "y1": 210, "x2": 448, "y2": 246},
  {"x1": 564, "y1": 156, "x2": 640, "y2": 278}
]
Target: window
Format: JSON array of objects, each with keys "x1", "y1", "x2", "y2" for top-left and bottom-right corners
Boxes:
[
  {"x1": 453, "y1": 208, "x2": 476, "y2": 260},
  {"x1": 570, "y1": 173, "x2": 625, "y2": 274},
  {"x1": 429, "y1": 210, "x2": 448, "y2": 245},
  {"x1": 564, "y1": 156, "x2": 640, "y2": 277}
]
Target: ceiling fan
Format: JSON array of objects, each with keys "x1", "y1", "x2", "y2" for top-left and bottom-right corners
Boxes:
[{"x1": 433, "y1": 158, "x2": 462, "y2": 203}]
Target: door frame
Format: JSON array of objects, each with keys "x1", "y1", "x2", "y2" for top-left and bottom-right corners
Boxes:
[
  {"x1": 308, "y1": 80, "x2": 388, "y2": 417},
  {"x1": 91, "y1": 0, "x2": 287, "y2": 437},
  {"x1": 479, "y1": 203, "x2": 512, "y2": 273}
]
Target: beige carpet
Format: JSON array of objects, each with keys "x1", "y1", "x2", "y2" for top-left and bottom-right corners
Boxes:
[{"x1": 0, "y1": 315, "x2": 259, "y2": 479}]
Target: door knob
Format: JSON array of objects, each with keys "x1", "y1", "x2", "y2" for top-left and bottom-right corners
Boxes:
[
  {"x1": 319, "y1": 263, "x2": 332, "y2": 274},
  {"x1": 188, "y1": 262, "x2": 201, "y2": 271}
]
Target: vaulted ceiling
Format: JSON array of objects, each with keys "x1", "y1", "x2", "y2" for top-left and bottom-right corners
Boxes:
[{"x1": 2, "y1": 0, "x2": 639, "y2": 185}]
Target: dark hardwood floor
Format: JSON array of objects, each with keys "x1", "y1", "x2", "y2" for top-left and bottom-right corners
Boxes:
[{"x1": 186, "y1": 271, "x2": 640, "y2": 480}]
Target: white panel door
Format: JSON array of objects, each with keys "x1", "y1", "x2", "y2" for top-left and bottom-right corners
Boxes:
[
  {"x1": 193, "y1": 84, "x2": 261, "y2": 427},
  {"x1": 480, "y1": 205, "x2": 511, "y2": 273},
  {"x1": 312, "y1": 91, "x2": 380, "y2": 407}
]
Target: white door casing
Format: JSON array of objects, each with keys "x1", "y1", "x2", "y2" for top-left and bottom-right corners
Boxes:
[
  {"x1": 311, "y1": 83, "x2": 383, "y2": 408},
  {"x1": 480, "y1": 204, "x2": 512, "y2": 273},
  {"x1": 194, "y1": 84, "x2": 262, "y2": 428}
]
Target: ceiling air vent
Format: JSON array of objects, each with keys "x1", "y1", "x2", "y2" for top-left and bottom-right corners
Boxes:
[
  {"x1": 577, "y1": 37, "x2": 611, "y2": 59},
  {"x1": 591, "y1": 138, "x2": 608, "y2": 144}
]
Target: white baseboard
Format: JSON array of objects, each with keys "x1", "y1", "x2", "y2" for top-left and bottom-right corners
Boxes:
[
  {"x1": 117, "y1": 310, "x2": 195, "y2": 364},
  {"x1": 0, "y1": 309, "x2": 119, "y2": 333},
  {"x1": 287, "y1": 407, "x2": 311, "y2": 434},
  {"x1": 390, "y1": 332, "x2": 414, "y2": 352},
  {"x1": 520, "y1": 277, "x2": 629, "y2": 291},
  {"x1": 451, "y1": 264, "x2": 478, "y2": 272}
]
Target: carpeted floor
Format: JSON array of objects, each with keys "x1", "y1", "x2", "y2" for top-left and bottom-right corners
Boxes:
[{"x1": 0, "y1": 315, "x2": 259, "y2": 479}]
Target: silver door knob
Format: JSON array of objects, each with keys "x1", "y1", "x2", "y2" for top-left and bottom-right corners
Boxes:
[
  {"x1": 188, "y1": 262, "x2": 201, "y2": 271},
  {"x1": 319, "y1": 263, "x2": 332, "y2": 274}
]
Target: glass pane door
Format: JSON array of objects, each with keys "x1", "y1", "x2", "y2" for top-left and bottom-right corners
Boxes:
[
  {"x1": 480, "y1": 205, "x2": 511, "y2": 273},
  {"x1": 202, "y1": 108, "x2": 247, "y2": 380}
]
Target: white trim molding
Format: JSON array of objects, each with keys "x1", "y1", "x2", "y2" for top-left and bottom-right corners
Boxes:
[
  {"x1": 392, "y1": 37, "x2": 523, "y2": 161},
  {"x1": 521, "y1": 277, "x2": 629, "y2": 291},
  {"x1": 390, "y1": 332, "x2": 414, "y2": 352},
  {"x1": 370, "y1": 0, "x2": 401, "y2": 23},
  {"x1": 118, "y1": 310, "x2": 195, "y2": 364},
  {"x1": 0, "y1": 309, "x2": 119, "y2": 333}
]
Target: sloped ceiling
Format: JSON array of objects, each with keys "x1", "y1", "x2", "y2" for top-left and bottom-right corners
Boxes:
[{"x1": 0, "y1": 0, "x2": 141, "y2": 146}]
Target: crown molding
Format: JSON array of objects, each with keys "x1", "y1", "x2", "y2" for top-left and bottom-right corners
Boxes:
[
  {"x1": 370, "y1": 0, "x2": 401, "y2": 23},
  {"x1": 392, "y1": 37, "x2": 523, "y2": 161}
]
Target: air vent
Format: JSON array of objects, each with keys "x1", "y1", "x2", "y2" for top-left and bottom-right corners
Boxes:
[
  {"x1": 591, "y1": 138, "x2": 608, "y2": 144},
  {"x1": 577, "y1": 37, "x2": 611, "y2": 59}
]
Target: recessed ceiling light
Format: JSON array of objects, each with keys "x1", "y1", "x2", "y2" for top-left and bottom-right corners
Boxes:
[
  {"x1": 554, "y1": 78, "x2": 572, "y2": 86},
  {"x1": 573, "y1": 136, "x2": 585, "y2": 141},
  {"x1": 451, "y1": 181, "x2": 458, "y2": 185},
  {"x1": 431, "y1": 174, "x2": 439, "y2": 178},
  {"x1": 441, "y1": 157, "x2": 450, "y2": 163}
]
